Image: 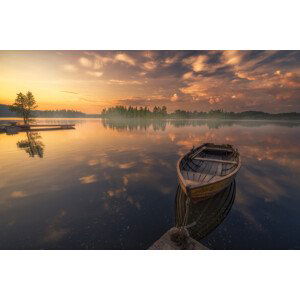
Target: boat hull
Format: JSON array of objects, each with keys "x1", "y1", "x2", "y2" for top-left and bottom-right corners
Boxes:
[{"x1": 178, "y1": 166, "x2": 237, "y2": 203}]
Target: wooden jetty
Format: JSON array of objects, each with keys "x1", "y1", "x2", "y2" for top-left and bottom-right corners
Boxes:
[
  {"x1": 149, "y1": 227, "x2": 208, "y2": 250},
  {"x1": 19, "y1": 124, "x2": 75, "y2": 130},
  {"x1": 1, "y1": 123, "x2": 75, "y2": 134}
]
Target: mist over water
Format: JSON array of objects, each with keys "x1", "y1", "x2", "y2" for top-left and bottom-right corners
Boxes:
[{"x1": 0, "y1": 118, "x2": 299, "y2": 249}]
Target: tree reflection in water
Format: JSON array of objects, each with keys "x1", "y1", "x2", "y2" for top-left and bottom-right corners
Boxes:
[
  {"x1": 101, "y1": 118, "x2": 167, "y2": 131},
  {"x1": 175, "y1": 180, "x2": 236, "y2": 241},
  {"x1": 101, "y1": 118, "x2": 300, "y2": 132},
  {"x1": 17, "y1": 131, "x2": 45, "y2": 158}
]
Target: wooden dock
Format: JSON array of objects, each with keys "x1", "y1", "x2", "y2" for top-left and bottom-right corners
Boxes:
[
  {"x1": 149, "y1": 227, "x2": 208, "y2": 250},
  {"x1": 19, "y1": 124, "x2": 75, "y2": 129},
  {"x1": 1, "y1": 123, "x2": 75, "y2": 134}
]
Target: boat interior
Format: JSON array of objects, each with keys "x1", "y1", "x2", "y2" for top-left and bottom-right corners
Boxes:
[{"x1": 180, "y1": 145, "x2": 239, "y2": 185}]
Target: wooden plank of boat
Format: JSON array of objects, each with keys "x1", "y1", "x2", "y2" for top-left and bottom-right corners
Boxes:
[
  {"x1": 204, "y1": 147, "x2": 234, "y2": 152},
  {"x1": 194, "y1": 157, "x2": 238, "y2": 164},
  {"x1": 189, "y1": 145, "x2": 234, "y2": 160},
  {"x1": 189, "y1": 147, "x2": 205, "y2": 159},
  {"x1": 205, "y1": 161, "x2": 220, "y2": 183},
  {"x1": 216, "y1": 163, "x2": 223, "y2": 179},
  {"x1": 198, "y1": 161, "x2": 213, "y2": 183},
  {"x1": 176, "y1": 143, "x2": 241, "y2": 202}
]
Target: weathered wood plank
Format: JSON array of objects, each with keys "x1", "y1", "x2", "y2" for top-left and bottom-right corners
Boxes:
[
  {"x1": 194, "y1": 157, "x2": 237, "y2": 164},
  {"x1": 205, "y1": 162, "x2": 219, "y2": 183},
  {"x1": 198, "y1": 161, "x2": 212, "y2": 183},
  {"x1": 204, "y1": 147, "x2": 234, "y2": 152},
  {"x1": 20, "y1": 124, "x2": 75, "y2": 127},
  {"x1": 149, "y1": 228, "x2": 208, "y2": 250},
  {"x1": 217, "y1": 162, "x2": 223, "y2": 176}
]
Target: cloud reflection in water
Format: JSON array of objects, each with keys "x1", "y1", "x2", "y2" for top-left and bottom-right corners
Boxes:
[{"x1": 0, "y1": 118, "x2": 299, "y2": 249}]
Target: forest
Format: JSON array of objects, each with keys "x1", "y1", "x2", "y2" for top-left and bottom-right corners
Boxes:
[{"x1": 101, "y1": 105, "x2": 300, "y2": 120}]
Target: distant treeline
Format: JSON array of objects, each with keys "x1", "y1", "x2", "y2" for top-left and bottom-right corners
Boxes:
[
  {"x1": 2, "y1": 103, "x2": 300, "y2": 120},
  {"x1": 101, "y1": 106, "x2": 300, "y2": 120},
  {"x1": 0, "y1": 104, "x2": 99, "y2": 118},
  {"x1": 171, "y1": 109, "x2": 300, "y2": 120},
  {"x1": 101, "y1": 105, "x2": 167, "y2": 118},
  {"x1": 34, "y1": 109, "x2": 86, "y2": 118}
]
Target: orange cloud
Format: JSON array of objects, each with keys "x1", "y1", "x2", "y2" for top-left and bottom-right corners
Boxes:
[
  {"x1": 86, "y1": 71, "x2": 103, "y2": 78},
  {"x1": 164, "y1": 55, "x2": 178, "y2": 65},
  {"x1": 183, "y1": 54, "x2": 208, "y2": 72},
  {"x1": 171, "y1": 93, "x2": 178, "y2": 101},
  {"x1": 208, "y1": 96, "x2": 222, "y2": 104},
  {"x1": 222, "y1": 50, "x2": 244, "y2": 65},
  {"x1": 108, "y1": 79, "x2": 142, "y2": 85},
  {"x1": 182, "y1": 71, "x2": 194, "y2": 80},
  {"x1": 79, "y1": 175, "x2": 97, "y2": 184},
  {"x1": 11, "y1": 191, "x2": 28, "y2": 198},
  {"x1": 179, "y1": 80, "x2": 208, "y2": 98},
  {"x1": 119, "y1": 162, "x2": 136, "y2": 169},
  {"x1": 235, "y1": 71, "x2": 256, "y2": 81},
  {"x1": 115, "y1": 53, "x2": 135, "y2": 66},
  {"x1": 79, "y1": 57, "x2": 93, "y2": 68},
  {"x1": 143, "y1": 61, "x2": 157, "y2": 70}
]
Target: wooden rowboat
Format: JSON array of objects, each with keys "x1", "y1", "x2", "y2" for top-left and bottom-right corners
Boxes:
[{"x1": 177, "y1": 143, "x2": 241, "y2": 202}]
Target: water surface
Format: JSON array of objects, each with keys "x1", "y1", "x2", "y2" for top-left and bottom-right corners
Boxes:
[{"x1": 0, "y1": 118, "x2": 299, "y2": 249}]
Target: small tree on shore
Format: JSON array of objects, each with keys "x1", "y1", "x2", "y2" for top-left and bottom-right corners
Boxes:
[{"x1": 10, "y1": 91, "x2": 37, "y2": 124}]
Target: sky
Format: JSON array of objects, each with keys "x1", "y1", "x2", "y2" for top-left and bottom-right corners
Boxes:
[{"x1": 0, "y1": 50, "x2": 299, "y2": 114}]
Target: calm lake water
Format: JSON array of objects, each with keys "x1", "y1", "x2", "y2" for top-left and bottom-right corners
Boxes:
[{"x1": 0, "y1": 118, "x2": 299, "y2": 249}]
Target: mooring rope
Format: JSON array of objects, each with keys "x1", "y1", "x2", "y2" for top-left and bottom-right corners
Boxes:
[
  {"x1": 182, "y1": 197, "x2": 190, "y2": 228},
  {"x1": 176, "y1": 192, "x2": 191, "y2": 229}
]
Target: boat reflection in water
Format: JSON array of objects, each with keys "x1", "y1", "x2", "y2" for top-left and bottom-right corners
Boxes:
[
  {"x1": 175, "y1": 180, "x2": 236, "y2": 241},
  {"x1": 16, "y1": 131, "x2": 45, "y2": 158}
]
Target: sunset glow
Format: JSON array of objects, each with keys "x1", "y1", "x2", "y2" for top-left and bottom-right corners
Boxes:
[{"x1": 0, "y1": 50, "x2": 299, "y2": 113}]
